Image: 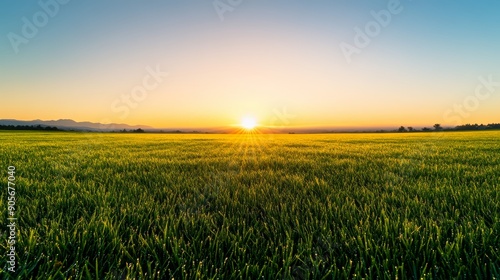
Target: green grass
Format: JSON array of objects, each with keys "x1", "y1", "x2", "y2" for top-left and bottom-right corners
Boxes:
[{"x1": 0, "y1": 131, "x2": 499, "y2": 279}]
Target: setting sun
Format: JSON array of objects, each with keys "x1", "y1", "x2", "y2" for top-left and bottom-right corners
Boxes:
[{"x1": 241, "y1": 117, "x2": 257, "y2": 130}]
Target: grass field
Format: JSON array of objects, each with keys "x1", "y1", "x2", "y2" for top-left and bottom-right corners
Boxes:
[{"x1": 0, "y1": 131, "x2": 499, "y2": 279}]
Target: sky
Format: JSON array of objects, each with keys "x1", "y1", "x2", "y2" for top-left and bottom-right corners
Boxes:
[{"x1": 1, "y1": 0, "x2": 499, "y2": 129}]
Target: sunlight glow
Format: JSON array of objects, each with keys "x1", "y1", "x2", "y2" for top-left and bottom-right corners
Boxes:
[{"x1": 241, "y1": 116, "x2": 257, "y2": 130}]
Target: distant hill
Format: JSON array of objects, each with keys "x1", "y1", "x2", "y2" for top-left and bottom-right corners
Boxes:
[{"x1": 0, "y1": 119, "x2": 153, "y2": 132}]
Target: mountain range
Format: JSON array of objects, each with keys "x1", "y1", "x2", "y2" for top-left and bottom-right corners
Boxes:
[{"x1": 0, "y1": 119, "x2": 153, "y2": 132}]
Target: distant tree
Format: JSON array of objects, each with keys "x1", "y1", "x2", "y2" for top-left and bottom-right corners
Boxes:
[
  {"x1": 433, "y1": 124, "x2": 442, "y2": 131},
  {"x1": 487, "y1": 123, "x2": 500, "y2": 129},
  {"x1": 455, "y1": 123, "x2": 499, "y2": 131},
  {"x1": 0, "y1": 124, "x2": 61, "y2": 131},
  {"x1": 408, "y1": 127, "x2": 414, "y2": 132},
  {"x1": 134, "y1": 128, "x2": 145, "y2": 133},
  {"x1": 398, "y1": 126, "x2": 407, "y2": 132},
  {"x1": 422, "y1": 127, "x2": 431, "y2": 131}
]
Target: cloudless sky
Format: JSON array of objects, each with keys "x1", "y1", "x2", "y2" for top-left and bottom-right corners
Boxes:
[{"x1": 1, "y1": 0, "x2": 499, "y2": 128}]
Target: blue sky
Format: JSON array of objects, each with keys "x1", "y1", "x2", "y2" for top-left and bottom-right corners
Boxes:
[{"x1": 1, "y1": 0, "x2": 499, "y2": 128}]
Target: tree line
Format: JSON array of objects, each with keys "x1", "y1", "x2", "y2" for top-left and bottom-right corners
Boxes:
[
  {"x1": 0, "y1": 125, "x2": 148, "y2": 132},
  {"x1": 0, "y1": 125, "x2": 60, "y2": 131},
  {"x1": 397, "y1": 123, "x2": 500, "y2": 132}
]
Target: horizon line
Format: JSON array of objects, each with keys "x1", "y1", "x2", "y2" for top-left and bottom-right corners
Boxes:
[{"x1": 1, "y1": 118, "x2": 499, "y2": 132}]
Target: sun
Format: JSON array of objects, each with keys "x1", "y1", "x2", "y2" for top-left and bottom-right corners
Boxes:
[{"x1": 241, "y1": 116, "x2": 257, "y2": 130}]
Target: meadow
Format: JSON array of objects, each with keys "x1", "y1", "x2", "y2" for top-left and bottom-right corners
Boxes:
[{"x1": 0, "y1": 131, "x2": 499, "y2": 279}]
